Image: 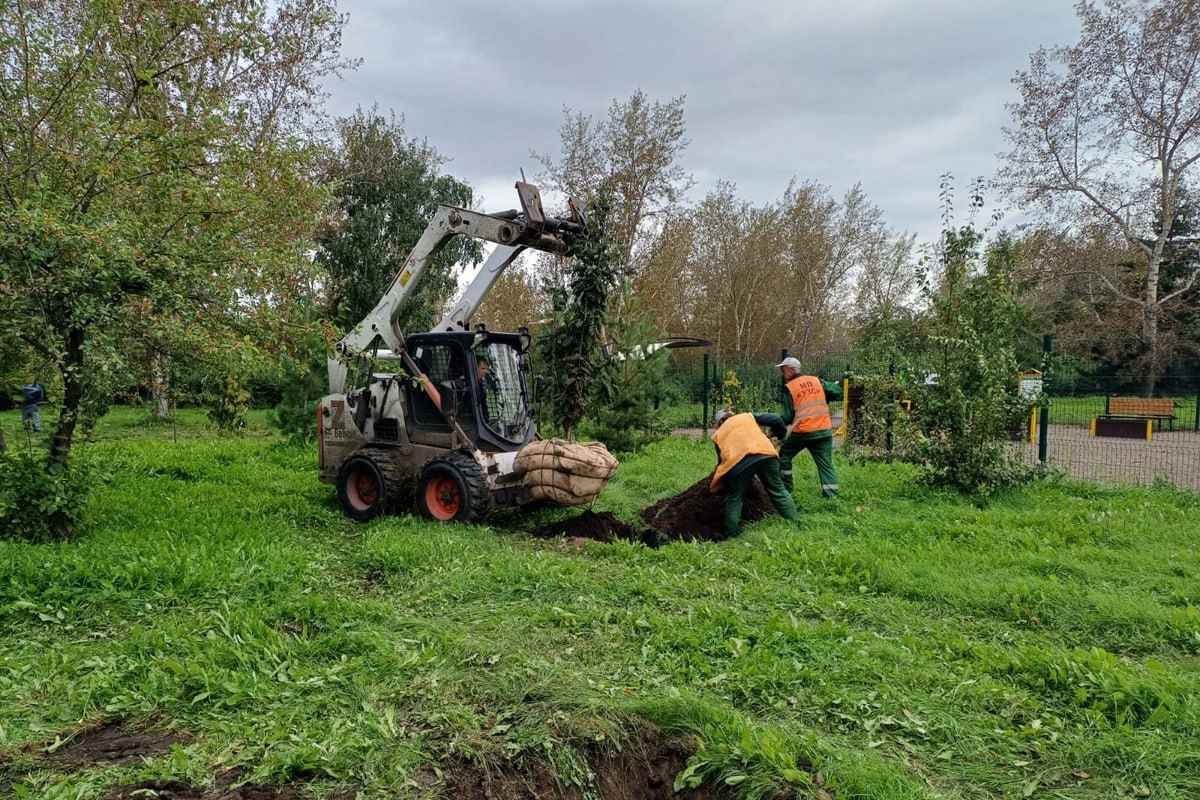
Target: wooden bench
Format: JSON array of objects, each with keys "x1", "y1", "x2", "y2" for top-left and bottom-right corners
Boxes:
[{"x1": 1092, "y1": 396, "x2": 1177, "y2": 439}]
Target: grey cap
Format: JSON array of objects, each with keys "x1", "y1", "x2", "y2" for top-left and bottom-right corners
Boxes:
[
  {"x1": 713, "y1": 408, "x2": 734, "y2": 426},
  {"x1": 774, "y1": 357, "x2": 802, "y2": 370}
]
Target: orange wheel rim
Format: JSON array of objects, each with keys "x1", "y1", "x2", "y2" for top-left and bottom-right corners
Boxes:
[
  {"x1": 348, "y1": 468, "x2": 380, "y2": 511},
  {"x1": 425, "y1": 476, "x2": 461, "y2": 520}
]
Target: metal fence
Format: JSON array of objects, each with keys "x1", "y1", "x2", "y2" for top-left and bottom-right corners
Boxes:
[
  {"x1": 657, "y1": 346, "x2": 1200, "y2": 493},
  {"x1": 658, "y1": 349, "x2": 853, "y2": 434},
  {"x1": 1021, "y1": 374, "x2": 1200, "y2": 493}
]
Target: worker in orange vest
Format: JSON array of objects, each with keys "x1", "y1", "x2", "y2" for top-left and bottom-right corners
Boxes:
[
  {"x1": 711, "y1": 408, "x2": 799, "y2": 535},
  {"x1": 775, "y1": 357, "x2": 841, "y2": 497}
]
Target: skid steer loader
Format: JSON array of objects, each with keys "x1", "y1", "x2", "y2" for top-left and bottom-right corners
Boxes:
[{"x1": 318, "y1": 181, "x2": 615, "y2": 522}]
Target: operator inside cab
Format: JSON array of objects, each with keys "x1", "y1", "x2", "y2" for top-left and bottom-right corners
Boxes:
[{"x1": 475, "y1": 353, "x2": 501, "y2": 428}]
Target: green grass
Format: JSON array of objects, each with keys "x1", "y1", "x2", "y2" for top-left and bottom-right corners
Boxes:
[{"x1": 2, "y1": 407, "x2": 1199, "y2": 798}]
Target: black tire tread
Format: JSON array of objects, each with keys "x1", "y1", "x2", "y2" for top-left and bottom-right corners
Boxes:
[
  {"x1": 419, "y1": 451, "x2": 490, "y2": 522},
  {"x1": 360, "y1": 446, "x2": 410, "y2": 510},
  {"x1": 338, "y1": 446, "x2": 408, "y2": 521}
]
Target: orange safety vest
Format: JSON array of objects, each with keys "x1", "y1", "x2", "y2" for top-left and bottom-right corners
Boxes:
[
  {"x1": 785, "y1": 375, "x2": 832, "y2": 433},
  {"x1": 710, "y1": 413, "x2": 779, "y2": 492}
]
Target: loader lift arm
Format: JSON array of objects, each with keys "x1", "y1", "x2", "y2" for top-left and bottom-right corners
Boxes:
[{"x1": 329, "y1": 182, "x2": 584, "y2": 394}]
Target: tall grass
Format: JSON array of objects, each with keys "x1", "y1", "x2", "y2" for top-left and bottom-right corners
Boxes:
[{"x1": 1, "y1": 407, "x2": 1198, "y2": 798}]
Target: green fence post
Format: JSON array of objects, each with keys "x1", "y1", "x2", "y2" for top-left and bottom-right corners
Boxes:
[
  {"x1": 1038, "y1": 333, "x2": 1053, "y2": 463},
  {"x1": 886, "y1": 361, "x2": 895, "y2": 453},
  {"x1": 712, "y1": 360, "x2": 720, "y2": 410},
  {"x1": 702, "y1": 352, "x2": 710, "y2": 436}
]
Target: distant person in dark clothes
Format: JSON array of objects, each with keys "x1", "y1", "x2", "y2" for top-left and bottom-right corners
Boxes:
[
  {"x1": 20, "y1": 380, "x2": 46, "y2": 433},
  {"x1": 710, "y1": 408, "x2": 799, "y2": 535}
]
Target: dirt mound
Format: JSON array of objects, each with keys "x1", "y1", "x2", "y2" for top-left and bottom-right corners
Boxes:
[{"x1": 640, "y1": 476, "x2": 775, "y2": 542}]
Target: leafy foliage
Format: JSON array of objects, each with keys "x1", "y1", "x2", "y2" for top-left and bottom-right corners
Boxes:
[
  {"x1": 267, "y1": 317, "x2": 330, "y2": 444},
  {"x1": 316, "y1": 107, "x2": 481, "y2": 335},
  {"x1": 0, "y1": 0, "x2": 349, "y2": 532},
  {"x1": 0, "y1": 449, "x2": 93, "y2": 541},
  {"x1": 205, "y1": 378, "x2": 251, "y2": 433},
  {"x1": 854, "y1": 178, "x2": 1037, "y2": 494},
  {"x1": 586, "y1": 288, "x2": 670, "y2": 452},
  {"x1": 536, "y1": 184, "x2": 622, "y2": 438}
]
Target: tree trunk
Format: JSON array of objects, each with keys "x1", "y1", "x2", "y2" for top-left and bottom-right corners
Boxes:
[
  {"x1": 1139, "y1": 301, "x2": 1159, "y2": 398},
  {"x1": 152, "y1": 349, "x2": 171, "y2": 418},
  {"x1": 47, "y1": 328, "x2": 85, "y2": 538},
  {"x1": 1140, "y1": 250, "x2": 1162, "y2": 398}
]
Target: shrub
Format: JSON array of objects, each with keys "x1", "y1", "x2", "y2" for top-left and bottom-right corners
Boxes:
[
  {"x1": 904, "y1": 218, "x2": 1035, "y2": 494},
  {"x1": 206, "y1": 377, "x2": 250, "y2": 432},
  {"x1": 0, "y1": 449, "x2": 93, "y2": 541},
  {"x1": 268, "y1": 327, "x2": 328, "y2": 444}
]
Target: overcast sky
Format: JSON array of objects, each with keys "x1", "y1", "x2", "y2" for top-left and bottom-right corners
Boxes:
[{"x1": 322, "y1": 0, "x2": 1083, "y2": 246}]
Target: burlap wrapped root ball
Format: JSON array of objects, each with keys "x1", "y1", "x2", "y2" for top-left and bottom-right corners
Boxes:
[{"x1": 514, "y1": 439, "x2": 619, "y2": 505}]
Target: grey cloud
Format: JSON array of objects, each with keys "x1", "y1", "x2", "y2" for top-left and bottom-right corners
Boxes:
[{"x1": 324, "y1": 0, "x2": 1081, "y2": 242}]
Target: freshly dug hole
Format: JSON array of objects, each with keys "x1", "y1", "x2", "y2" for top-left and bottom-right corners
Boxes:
[{"x1": 532, "y1": 475, "x2": 777, "y2": 545}]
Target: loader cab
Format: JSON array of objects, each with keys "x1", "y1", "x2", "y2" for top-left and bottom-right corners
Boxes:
[{"x1": 404, "y1": 330, "x2": 535, "y2": 452}]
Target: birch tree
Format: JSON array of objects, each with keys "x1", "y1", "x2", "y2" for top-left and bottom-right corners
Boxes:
[{"x1": 999, "y1": 0, "x2": 1200, "y2": 393}]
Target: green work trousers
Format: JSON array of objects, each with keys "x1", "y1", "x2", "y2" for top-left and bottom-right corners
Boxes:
[
  {"x1": 779, "y1": 434, "x2": 839, "y2": 497},
  {"x1": 725, "y1": 458, "x2": 799, "y2": 535}
]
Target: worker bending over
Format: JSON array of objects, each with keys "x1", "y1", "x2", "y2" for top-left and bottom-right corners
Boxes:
[{"x1": 711, "y1": 408, "x2": 799, "y2": 535}]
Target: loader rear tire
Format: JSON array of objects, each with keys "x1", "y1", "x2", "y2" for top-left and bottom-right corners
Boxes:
[
  {"x1": 417, "y1": 452, "x2": 489, "y2": 523},
  {"x1": 337, "y1": 448, "x2": 407, "y2": 522}
]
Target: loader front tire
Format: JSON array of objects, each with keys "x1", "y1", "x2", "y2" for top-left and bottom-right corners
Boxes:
[
  {"x1": 337, "y1": 448, "x2": 405, "y2": 522},
  {"x1": 417, "y1": 453, "x2": 489, "y2": 522}
]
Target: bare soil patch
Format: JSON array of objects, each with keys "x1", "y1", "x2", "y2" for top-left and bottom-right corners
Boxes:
[
  {"x1": 102, "y1": 723, "x2": 740, "y2": 799},
  {"x1": 532, "y1": 509, "x2": 642, "y2": 544},
  {"x1": 44, "y1": 722, "x2": 190, "y2": 768},
  {"x1": 433, "y1": 722, "x2": 735, "y2": 799}
]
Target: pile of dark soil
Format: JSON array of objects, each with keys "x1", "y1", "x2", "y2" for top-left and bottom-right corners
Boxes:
[
  {"x1": 639, "y1": 475, "x2": 775, "y2": 542},
  {"x1": 532, "y1": 475, "x2": 777, "y2": 545}
]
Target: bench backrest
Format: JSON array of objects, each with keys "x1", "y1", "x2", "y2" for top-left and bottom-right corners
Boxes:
[{"x1": 1109, "y1": 397, "x2": 1174, "y2": 417}]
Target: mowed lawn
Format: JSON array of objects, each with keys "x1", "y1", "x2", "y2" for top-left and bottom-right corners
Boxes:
[{"x1": 1, "y1": 408, "x2": 1198, "y2": 799}]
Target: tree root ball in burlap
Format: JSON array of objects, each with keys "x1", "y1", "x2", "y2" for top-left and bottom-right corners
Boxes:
[{"x1": 514, "y1": 439, "x2": 619, "y2": 505}]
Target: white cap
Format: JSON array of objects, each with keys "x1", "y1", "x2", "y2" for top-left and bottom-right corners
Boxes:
[
  {"x1": 775, "y1": 357, "x2": 802, "y2": 370},
  {"x1": 713, "y1": 408, "x2": 734, "y2": 426}
]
